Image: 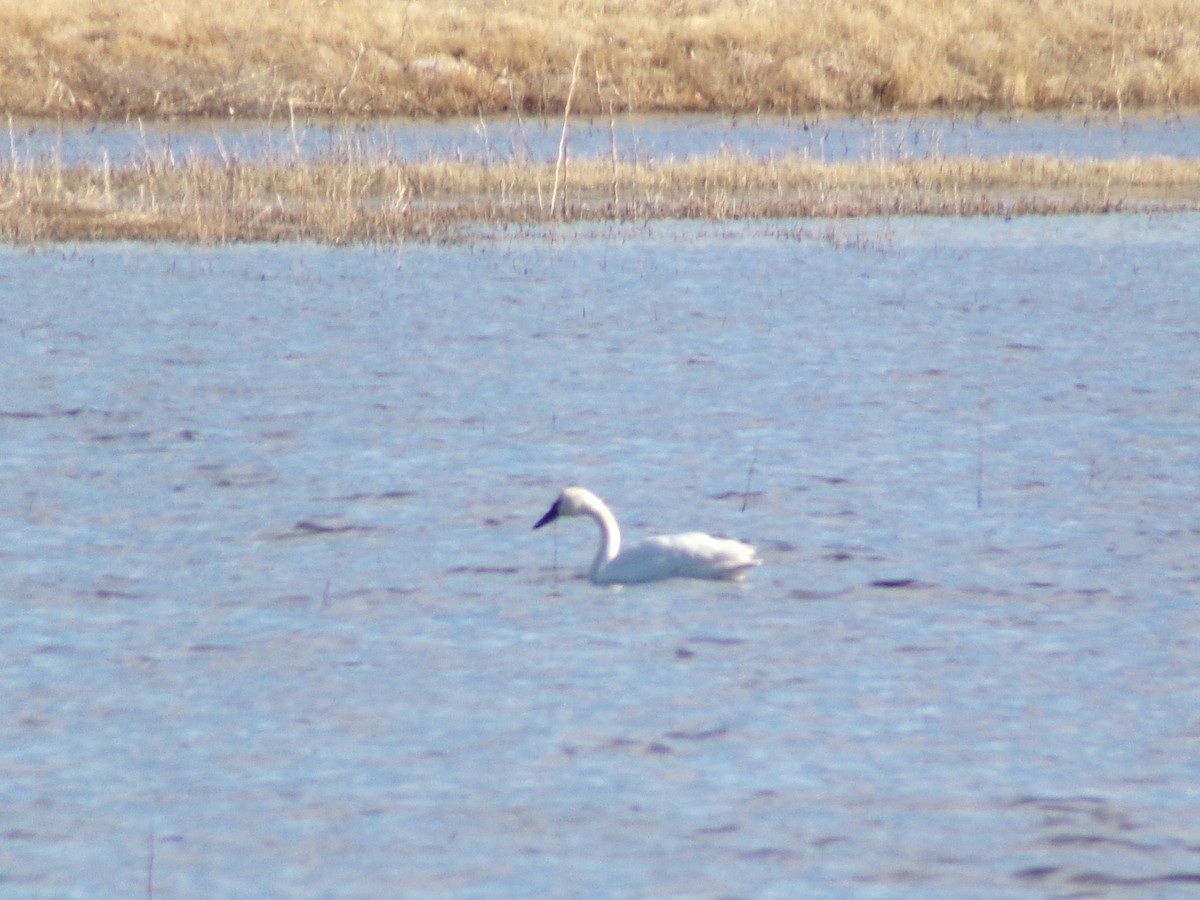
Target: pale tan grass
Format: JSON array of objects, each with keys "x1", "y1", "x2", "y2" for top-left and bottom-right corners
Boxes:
[
  {"x1": 4, "y1": 151, "x2": 1198, "y2": 243},
  {"x1": 1, "y1": 0, "x2": 1198, "y2": 118}
]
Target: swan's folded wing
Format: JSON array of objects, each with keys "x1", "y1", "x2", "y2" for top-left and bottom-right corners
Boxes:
[{"x1": 600, "y1": 532, "x2": 760, "y2": 583}]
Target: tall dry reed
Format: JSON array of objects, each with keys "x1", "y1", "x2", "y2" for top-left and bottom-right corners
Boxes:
[{"x1": 1, "y1": 0, "x2": 1198, "y2": 119}]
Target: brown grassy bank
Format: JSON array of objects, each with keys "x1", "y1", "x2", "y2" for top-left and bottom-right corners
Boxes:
[
  {"x1": 2, "y1": 0, "x2": 1199, "y2": 120},
  {"x1": 4, "y1": 152, "x2": 1198, "y2": 243}
]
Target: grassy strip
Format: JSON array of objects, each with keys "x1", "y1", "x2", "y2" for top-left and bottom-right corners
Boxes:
[
  {"x1": 3, "y1": 153, "x2": 1198, "y2": 243},
  {"x1": 1, "y1": 0, "x2": 1199, "y2": 119}
]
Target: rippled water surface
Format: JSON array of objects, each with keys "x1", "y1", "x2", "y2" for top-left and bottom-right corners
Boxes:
[
  {"x1": 2, "y1": 215, "x2": 1199, "y2": 896},
  {"x1": 10, "y1": 109, "x2": 1200, "y2": 166}
]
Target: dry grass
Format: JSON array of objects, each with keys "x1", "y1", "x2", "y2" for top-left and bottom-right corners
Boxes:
[
  {"x1": 4, "y1": 149, "x2": 1198, "y2": 243},
  {"x1": 1, "y1": 0, "x2": 1199, "y2": 119}
]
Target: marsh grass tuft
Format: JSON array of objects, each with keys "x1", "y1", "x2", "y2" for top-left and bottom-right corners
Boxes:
[
  {"x1": 1, "y1": 0, "x2": 1199, "y2": 119},
  {"x1": 3, "y1": 146, "x2": 1199, "y2": 243}
]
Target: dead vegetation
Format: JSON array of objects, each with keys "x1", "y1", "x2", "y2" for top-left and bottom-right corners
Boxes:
[
  {"x1": 4, "y1": 149, "x2": 1198, "y2": 243},
  {"x1": 1, "y1": 0, "x2": 1198, "y2": 119},
  {"x1": 5, "y1": 0, "x2": 1197, "y2": 244}
]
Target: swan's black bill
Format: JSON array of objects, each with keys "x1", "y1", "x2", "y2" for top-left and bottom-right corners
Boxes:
[{"x1": 533, "y1": 500, "x2": 561, "y2": 530}]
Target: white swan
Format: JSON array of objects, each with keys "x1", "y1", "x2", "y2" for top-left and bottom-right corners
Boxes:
[{"x1": 533, "y1": 486, "x2": 761, "y2": 585}]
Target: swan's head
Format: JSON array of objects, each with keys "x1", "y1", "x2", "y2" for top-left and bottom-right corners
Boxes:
[{"x1": 533, "y1": 486, "x2": 600, "y2": 529}]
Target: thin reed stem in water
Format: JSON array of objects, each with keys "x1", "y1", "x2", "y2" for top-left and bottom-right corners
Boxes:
[
  {"x1": 742, "y1": 441, "x2": 759, "y2": 513},
  {"x1": 550, "y1": 48, "x2": 583, "y2": 218},
  {"x1": 145, "y1": 821, "x2": 155, "y2": 900},
  {"x1": 976, "y1": 420, "x2": 984, "y2": 511}
]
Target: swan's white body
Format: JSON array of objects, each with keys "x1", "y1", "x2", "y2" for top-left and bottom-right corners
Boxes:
[{"x1": 533, "y1": 486, "x2": 761, "y2": 585}]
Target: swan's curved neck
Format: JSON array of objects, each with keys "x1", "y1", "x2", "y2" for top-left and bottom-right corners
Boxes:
[{"x1": 583, "y1": 496, "x2": 621, "y2": 581}]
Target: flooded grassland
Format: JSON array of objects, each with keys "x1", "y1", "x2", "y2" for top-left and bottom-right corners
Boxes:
[
  {"x1": 6, "y1": 149, "x2": 1200, "y2": 242},
  {"x1": 6, "y1": 110, "x2": 1200, "y2": 242}
]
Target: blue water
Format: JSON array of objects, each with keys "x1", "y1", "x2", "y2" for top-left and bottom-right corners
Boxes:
[
  {"x1": 1, "y1": 215, "x2": 1199, "y2": 896},
  {"x1": 8, "y1": 109, "x2": 1200, "y2": 167}
]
